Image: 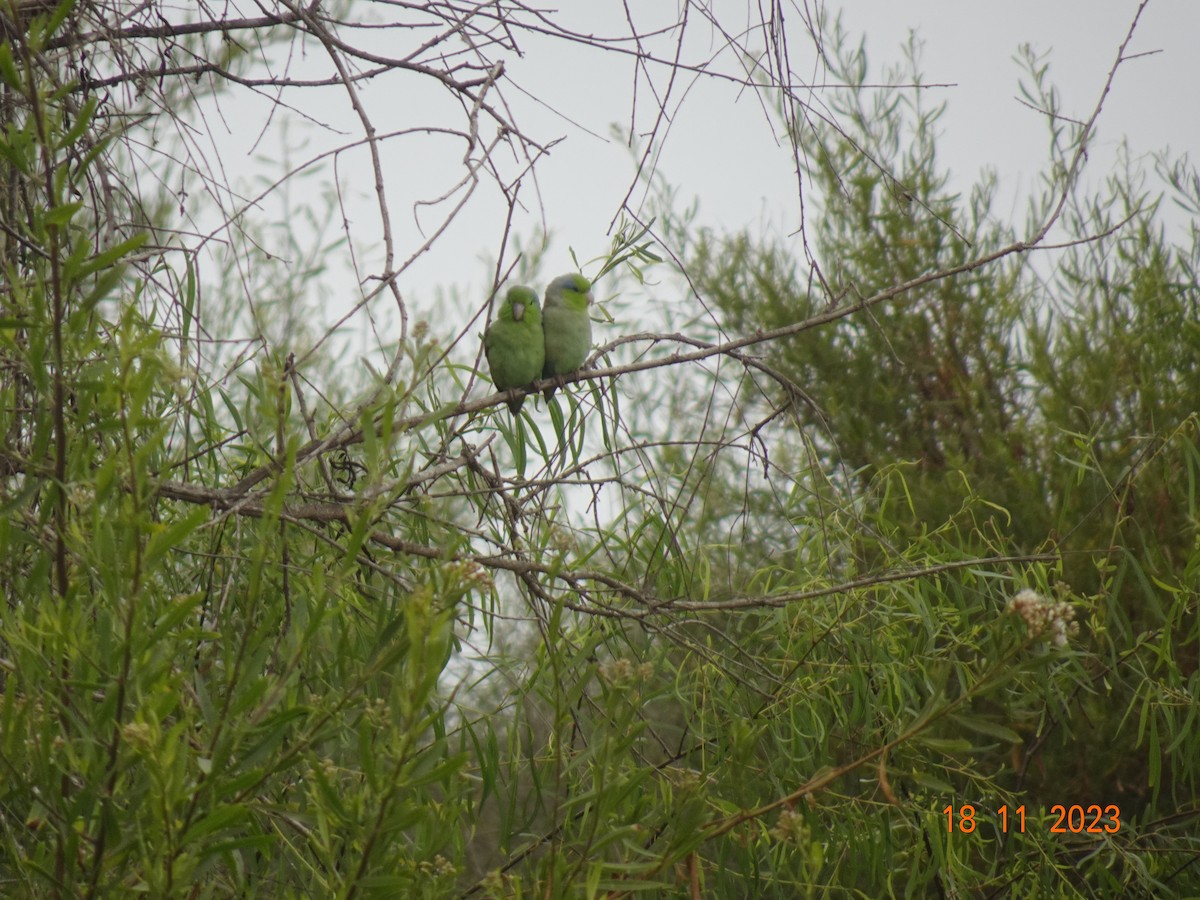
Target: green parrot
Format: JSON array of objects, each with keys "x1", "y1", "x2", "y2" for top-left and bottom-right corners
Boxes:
[
  {"x1": 541, "y1": 273, "x2": 593, "y2": 398},
  {"x1": 484, "y1": 285, "x2": 545, "y2": 414}
]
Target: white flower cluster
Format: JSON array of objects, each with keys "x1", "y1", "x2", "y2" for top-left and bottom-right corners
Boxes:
[{"x1": 1007, "y1": 589, "x2": 1078, "y2": 647}]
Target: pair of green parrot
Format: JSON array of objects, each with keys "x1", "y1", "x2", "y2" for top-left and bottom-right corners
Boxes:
[{"x1": 483, "y1": 273, "x2": 594, "y2": 413}]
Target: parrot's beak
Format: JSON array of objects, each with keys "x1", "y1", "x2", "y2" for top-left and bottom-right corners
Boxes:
[{"x1": 512, "y1": 301, "x2": 525, "y2": 320}]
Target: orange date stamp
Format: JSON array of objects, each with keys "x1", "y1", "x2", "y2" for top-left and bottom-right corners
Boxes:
[{"x1": 943, "y1": 803, "x2": 1122, "y2": 834}]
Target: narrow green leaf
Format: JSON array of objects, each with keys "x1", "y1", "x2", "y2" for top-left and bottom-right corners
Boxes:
[
  {"x1": 75, "y1": 232, "x2": 149, "y2": 279},
  {"x1": 44, "y1": 200, "x2": 83, "y2": 226},
  {"x1": 0, "y1": 43, "x2": 22, "y2": 91}
]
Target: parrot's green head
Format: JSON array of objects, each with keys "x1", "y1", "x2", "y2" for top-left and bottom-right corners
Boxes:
[
  {"x1": 501, "y1": 285, "x2": 542, "y2": 324},
  {"x1": 544, "y1": 273, "x2": 593, "y2": 311}
]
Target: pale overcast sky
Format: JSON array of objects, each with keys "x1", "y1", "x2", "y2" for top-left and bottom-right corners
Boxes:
[
  {"x1": 386, "y1": 1, "x2": 1200, "y2": 314},
  {"x1": 181, "y1": 3, "x2": 1200, "y2": 351},
  {"x1": 541, "y1": 3, "x2": 1193, "y2": 255}
]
